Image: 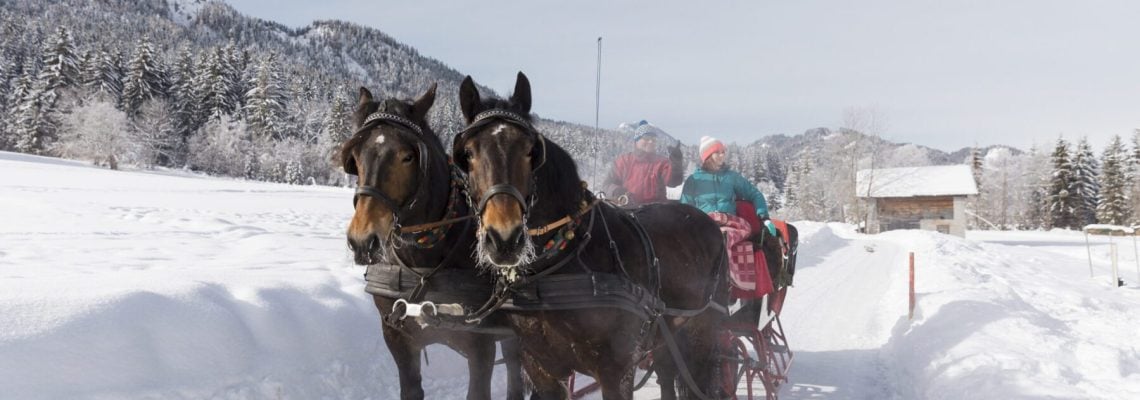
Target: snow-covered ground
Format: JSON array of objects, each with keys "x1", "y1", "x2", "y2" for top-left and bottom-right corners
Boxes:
[{"x1": 2, "y1": 151, "x2": 1138, "y2": 399}]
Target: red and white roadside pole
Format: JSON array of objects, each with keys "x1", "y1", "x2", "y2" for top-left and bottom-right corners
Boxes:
[{"x1": 908, "y1": 252, "x2": 916, "y2": 320}]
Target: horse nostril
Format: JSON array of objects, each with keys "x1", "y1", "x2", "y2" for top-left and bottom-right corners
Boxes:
[
  {"x1": 486, "y1": 228, "x2": 524, "y2": 252},
  {"x1": 486, "y1": 230, "x2": 505, "y2": 250},
  {"x1": 366, "y1": 234, "x2": 380, "y2": 253},
  {"x1": 508, "y1": 227, "x2": 524, "y2": 247}
]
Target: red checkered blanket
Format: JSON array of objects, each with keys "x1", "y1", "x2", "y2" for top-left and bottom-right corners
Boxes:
[{"x1": 708, "y1": 212, "x2": 760, "y2": 291}]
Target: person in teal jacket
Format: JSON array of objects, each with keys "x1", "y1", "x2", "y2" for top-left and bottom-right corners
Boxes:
[
  {"x1": 681, "y1": 136, "x2": 777, "y2": 237},
  {"x1": 682, "y1": 135, "x2": 777, "y2": 294}
]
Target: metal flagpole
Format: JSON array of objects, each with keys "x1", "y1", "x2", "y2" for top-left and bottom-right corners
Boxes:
[{"x1": 593, "y1": 37, "x2": 602, "y2": 190}]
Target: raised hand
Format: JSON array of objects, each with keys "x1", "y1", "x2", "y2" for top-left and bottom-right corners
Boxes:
[{"x1": 668, "y1": 142, "x2": 683, "y2": 160}]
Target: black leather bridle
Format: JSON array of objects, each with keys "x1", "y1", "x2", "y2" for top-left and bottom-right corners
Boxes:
[{"x1": 452, "y1": 109, "x2": 546, "y2": 218}]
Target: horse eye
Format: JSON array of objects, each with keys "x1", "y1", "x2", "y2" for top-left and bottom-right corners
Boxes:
[{"x1": 402, "y1": 154, "x2": 415, "y2": 163}]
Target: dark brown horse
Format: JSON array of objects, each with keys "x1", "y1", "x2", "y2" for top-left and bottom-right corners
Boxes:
[
  {"x1": 341, "y1": 84, "x2": 525, "y2": 400},
  {"x1": 452, "y1": 73, "x2": 731, "y2": 400}
]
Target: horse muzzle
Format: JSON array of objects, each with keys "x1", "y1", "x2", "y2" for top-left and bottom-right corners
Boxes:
[
  {"x1": 347, "y1": 233, "x2": 385, "y2": 265},
  {"x1": 480, "y1": 225, "x2": 528, "y2": 266}
]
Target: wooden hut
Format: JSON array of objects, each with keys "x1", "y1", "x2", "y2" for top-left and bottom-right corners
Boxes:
[{"x1": 856, "y1": 165, "x2": 978, "y2": 237}]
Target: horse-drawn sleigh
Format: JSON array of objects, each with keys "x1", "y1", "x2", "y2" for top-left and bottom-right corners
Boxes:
[{"x1": 340, "y1": 73, "x2": 796, "y2": 400}]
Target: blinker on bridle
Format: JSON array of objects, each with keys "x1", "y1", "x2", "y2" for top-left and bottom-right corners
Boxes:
[{"x1": 455, "y1": 109, "x2": 547, "y2": 218}]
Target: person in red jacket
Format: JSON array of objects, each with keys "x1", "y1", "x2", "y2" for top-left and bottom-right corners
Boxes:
[{"x1": 602, "y1": 121, "x2": 684, "y2": 206}]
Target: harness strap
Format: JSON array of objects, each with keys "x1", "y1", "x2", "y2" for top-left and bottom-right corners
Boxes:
[
  {"x1": 362, "y1": 111, "x2": 425, "y2": 136},
  {"x1": 398, "y1": 215, "x2": 477, "y2": 235},
  {"x1": 364, "y1": 261, "x2": 511, "y2": 335},
  {"x1": 655, "y1": 315, "x2": 718, "y2": 400},
  {"x1": 625, "y1": 209, "x2": 661, "y2": 298},
  {"x1": 354, "y1": 186, "x2": 402, "y2": 211},
  {"x1": 528, "y1": 198, "x2": 600, "y2": 236},
  {"x1": 478, "y1": 184, "x2": 529, "y2": 216}
]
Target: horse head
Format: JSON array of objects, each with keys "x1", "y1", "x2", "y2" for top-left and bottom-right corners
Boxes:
[
  {"x1": 453, "y1": 72, "x2": 545, "y2": 269},
  {"x1": 453, "y1": 72, "x2": 585, "y2": 272},
  {"x1": 341, "y1": 83, "x2": 446, "y2": 265}
]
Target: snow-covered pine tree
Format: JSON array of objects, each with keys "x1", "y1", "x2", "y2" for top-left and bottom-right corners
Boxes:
[
  {"x1": 76, "y1": 48, "x2": 94, "y2": 95},
  {"x1": 783, "y1": 159, "x2": 802, "y2": 212},
  {"x1": 783, "y1": 150, "x2": 819, "y2": 220},
  {"x1": 38, "y1": 26, "x2": 81, "y2": 97},
  {"x1": 320, "y1": 91, "x2": 350, "y2": 151},
  {"x1": 966, "y1": 146, "x2": 986, "y2": 229},
  {"x1": 1096, "y1": 135, "x2": 1130, "y2": 225},
  {"x1": 243, "y1": 53, "x2": 285, "y2": 140},
  {"x1": 1071, "y1": 137, "x2": 1100, "y2": 226},
  {"x1": 223, "y1": 42, "x2": 248, "y2": 113},
  {"x1": 0, "y1": 61, "x2": 28, "y2": 150},
  {"x1": 289, "y1": 76, "x2": 327, "y2": 143},
  {"x1": 1131, "y1": 130, "x2": 1140, "y2": 225},
  {"x1": 196, "y1": 47, "x2": 236, "y2": 120},
  {"x1": 971, "y1": 146, "x2": 983, "y2": 185},
  {"x1": 0, "y1": 52, "x2": 15, "y2": 96},
  {"x1": 284, "y1": 159, "x2": 303, "y2": 185},
  {"x1": 1046, "y1": 138, "x2": 1079, "y2": 230},
  {"x1": 13, "y1": 70, "x2": 47, "y2": 154},
  {"x1": 84, "y1": 49, "x2": 123, "y2": 104},
  {"x1": 22, "y1": 26, "x2": 83, "y2": 151},
  {"x1": 120, "y1": 37, "x2": 166, "y2": 116},
  {"x1": 1019, "y1": 144, "x2": 1050, "y2": 229},
  {"x1": 764, "y1": 152, "x2": 787, "y2": 192},
  {"x1": 168, "y1": 46, "x2": 198, "y2": 164}
]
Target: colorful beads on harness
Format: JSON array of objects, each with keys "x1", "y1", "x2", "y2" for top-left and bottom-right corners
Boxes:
[
  {"x1": 540, "y1": 215, "x2": 583, "y2": 255},
  {"x1": 404, "y1": 171, "x2": 465, "y2": 249}
]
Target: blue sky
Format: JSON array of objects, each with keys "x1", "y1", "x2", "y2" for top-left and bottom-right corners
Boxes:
[{"x1": 225, "y1": 0, "x2": 1140, "y2": 152}]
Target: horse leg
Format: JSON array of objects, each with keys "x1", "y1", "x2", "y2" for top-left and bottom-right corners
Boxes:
[
  {"x1": 675, "y1": 312, "x2": 726, "y2": 400},
  {"x1": 501, "y1": 337, "x2": 528, "y2": 400},
  {"x1": 519, "y1": 349, "x2": 569, "y2": 399},
  {"x1": 379, "y1": 324, "x2": 426, "y2": 400},
  {"x1": 652, "y1": 347, "x2": 679, "y2": 400},
  {"x1": 595, "y1": 363, "x2": 635, "y2": 400},
  {"x1": 457, "y1": 334, "x2": 496, "y2": 400}
]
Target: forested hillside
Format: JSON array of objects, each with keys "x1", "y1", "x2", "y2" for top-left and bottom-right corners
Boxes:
[{"x1": 2, "y1": 0, "x2": 1136, "y2": 229}]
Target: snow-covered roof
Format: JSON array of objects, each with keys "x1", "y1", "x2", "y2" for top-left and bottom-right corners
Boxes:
[
  {"x1": 1082, "y1": 224, "x2": 1136, "y2": 235},
  {"x1": 855, "y1": 165, "x2": 978, "y2": 198}
]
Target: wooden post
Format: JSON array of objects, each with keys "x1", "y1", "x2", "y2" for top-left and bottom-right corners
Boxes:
[
  {"x1": 1133, "y1": 235, "x2": 1139, "y2": 284},
  {"x1": 908, "y1": 252, "x2": 915, "y2": 320},
  {"x1": 1111, "y1": 242, "x2": 1120, "y2": 287},
  {"x1": 1085, "y1": 232, "x2": 1094, "y2": 278}
]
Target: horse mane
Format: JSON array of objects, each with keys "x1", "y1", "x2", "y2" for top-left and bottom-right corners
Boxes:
[{"x1": 534, "y1": 138, "x2": 589, "y2": 219}]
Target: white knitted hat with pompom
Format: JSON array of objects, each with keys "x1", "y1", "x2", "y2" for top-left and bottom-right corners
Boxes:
[{"x1": 699, "y1": 136, "x2": 725, "y2": 162}]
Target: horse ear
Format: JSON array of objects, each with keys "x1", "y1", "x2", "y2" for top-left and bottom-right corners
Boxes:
[
  {"x1": 358, "y1": 87, "x2": 373, "y2": 106},
  {"x1": 459, "y1": 76, "x2": 483, "y2": 123},
  {"x1": 510, "y1": 72, "x2": 531, "y2": 114},
  {"x1": 411, "y1": 82, "x2": 437, "y2": 122}
]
